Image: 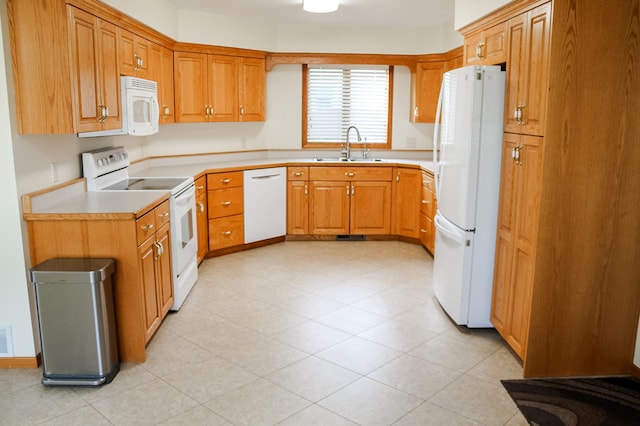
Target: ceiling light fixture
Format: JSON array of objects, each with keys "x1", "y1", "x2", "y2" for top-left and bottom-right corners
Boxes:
[{"x1": 303, "y1": 0, "x2": 340, "y2": 14}]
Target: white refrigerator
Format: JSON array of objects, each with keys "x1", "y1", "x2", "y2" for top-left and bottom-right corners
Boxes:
[{"x1": 432, "y1": 65, "x2": 505, "y2": 328}]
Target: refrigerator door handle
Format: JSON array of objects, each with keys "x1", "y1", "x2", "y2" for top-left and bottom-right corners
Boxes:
[
  {"x1": 434, "y1": 214, "x2": 466, "y2": 244},
  {"x1": 433, "y1": 78, "x2": 445, "y2": 200}
]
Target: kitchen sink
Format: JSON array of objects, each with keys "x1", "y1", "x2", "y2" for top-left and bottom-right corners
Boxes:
[{"x1": 312, "y1": 157, "x2": 385, "y2": 163}]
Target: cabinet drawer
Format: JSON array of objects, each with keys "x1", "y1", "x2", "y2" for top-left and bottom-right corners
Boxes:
[
  {"x1": 288, "y1": 166, "x2": 309, "y2": 181},
  {"x1": 309, "y1": 166, "x2": 392, "y2": 181},
  {"x1": 422, "y1": 172, "x2": 435, "y2": 192},
  {"x1": 208, "y1": 187, "x2": 243, "y2": 218},
  {"x1": 136, "y1": 211, "x2": 156, "y2": 244},
  {"x1": 420, "y1": 186, "x2": 434, "y2": 216},
  {"x1": 209, "y1": 215, "x2": 244, "y2": 250},
  {"x1": 207, "y1": 171, "x2": 243, "y2": 189},
  {"x1": 195, "y1": 175, "x2": 207, "y2": 194},
  {"x1": 154, "y1": 200, "x2": 171, "y2": 228}
]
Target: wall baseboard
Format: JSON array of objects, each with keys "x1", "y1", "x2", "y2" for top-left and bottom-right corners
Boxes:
[{"x1": 0, "y1": 353, "x2": 40, "y2": 369}]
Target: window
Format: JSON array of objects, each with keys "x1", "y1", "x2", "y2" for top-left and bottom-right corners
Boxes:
[{"x1": 303, "y1": 64, "x2": 393, "y2": 149}]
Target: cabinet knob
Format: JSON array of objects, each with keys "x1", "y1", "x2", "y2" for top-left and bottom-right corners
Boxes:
[
  {"x1": 345, "y1": 172, "x2": 355, "y2": 177},
  {"x1": 221, "y1": 178, "x2": 232, "y2": 184},
  {"x1": 221, "y1": 201, "x2": 232, "y2": 206},
  {"x1": 420, "y1": 228, "x2": 427, "y2": 233},
  {"x1": 141, "y1": 223, "x2": 154, "y2": 231},
  {"x1": 222, "y1": 230, "x2": 232, "y2": 236},
  {"x1": 158, "y1": 212, "x2": 169, "y2": 217},
  {"x1": 196, "y1": 185, "x2": 205, "y2": 190},
  {"x1": 197, "y1": 202, "x2": 205, "y2": 213},
  {"x1": 294, "y1": 172, "x2": 304, "y2": 177},
  {"x1": 421, "y1": 200, "x2": 429, "y2": 204}
]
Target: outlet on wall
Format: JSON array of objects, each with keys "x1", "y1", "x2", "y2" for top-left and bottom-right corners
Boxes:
[
  {"x1": 50, "y1": 162, "x2": 58, "y2": 183},
  {"x1": 0, "y1": 324, "x2": 13, "y2": 357}
]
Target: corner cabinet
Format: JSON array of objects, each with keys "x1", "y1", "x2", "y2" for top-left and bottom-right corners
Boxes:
[
  {"x1": 174, "y1": 51, "x2": 265, "y2": 123},
  {"x1": 463, "y1": 21, "x2": 507, "y2": 65},
  {"x1": 195, "y1": 176, "x2": 208, "y2": 263},
  {"x1": 67, "y1": 5, "x2": 122, "y2": 133},
  {"x1": 410, "y1": 62, "x2": 444, "y2": 123},
  {"x1": 207, "y1": 171, "x2": 245, "y2": 250},
  {"x1": 419, "y1": 171, "x2": 437, "y2": 253},
  {"x1": 392, "y1": 167, "x2": 422, "y2": 239}
]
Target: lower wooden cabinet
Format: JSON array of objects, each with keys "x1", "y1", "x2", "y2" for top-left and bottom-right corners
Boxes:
[
  {"x1": 195, "y1": 176, "x2": 208, "y2": 263},
  {"x1": 491, "y1": 133, "x2": 544, "y2": 359},
  {"x1": 207, "y1": 171, "x2": 244, "y2": 251},
  {"x1": 419, "y1": 171, "x2": 436, "y2": 253},
  {"x1": 392, "y1": 167, "x2": 422, "y2": 239},
  {"x1": 287, "y1": 167, "x2": 309, "y2": 235},
  {"x1": 307, "y1": 166, "x2": 392, "y2": 235}
]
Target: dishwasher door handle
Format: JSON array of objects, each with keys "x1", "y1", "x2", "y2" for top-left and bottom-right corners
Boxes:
[{"x1": 251, "y1": 174, "x2": 281, "y2": 180}]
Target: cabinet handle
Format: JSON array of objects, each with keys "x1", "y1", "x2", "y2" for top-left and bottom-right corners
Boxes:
[
  {"x1": 158, "y1": 212, "x2": 169, "y2": 218},
  {"x1": 344, "y1": 172, "x2": 355, "y2": 177},
  {"x1": 294, "y1": 171, "x2": 304, "y2": 177},
  {"x1": 196, "y1": 185, "x2": 205, "y2": 190},
  {"x1": 240, "y1": 105, "x2": 245, "y2": 116},
  {"x1": 153, "y1": 241, "x2": 161, "y2": 259},
  {"x1": 420, "y1": 228, "x2": 427, "y2": 234},
  {"x1": 221, "y1": 201, "x2": 232, "y2": 206},
  {"x1": 134, "y1": 54, "x2": 142, "y2": 70},
  {"x1": 163, "y1": 105, "x2": 170, "y2": 117},
  {"x1": 197, "y1": 202, "x2": 205, "y2": 213},
  {"x1": 141, "y1": 223, "x2": 154, "y2": 231},
  {"x1": 222, "y1": 230, "x2": 232, "y2": 236},
  {"x1": 351, "y1": 185, "x2": 354, "y2": 196},
  {"x1": 476, "y1": 41, "x2": 485, "y2": 58},
  {"x1": 414, "y1": 106, "x2": 419, "y2": 119},
  {"x1": 97, "y1": 104, "x2": 107, "y2": 122},
  {"x1": 158, "y1": 241, "x2": 164, "y2": 257},
  {"x1": 396, "y1": 174, "x2": 400, "y2": 182},
  {"x1": 221, "y1": 178, "x2": 232, "y2": 184},
  {"x1": 304, "y1": 184, "x2": 308, "y2": 196},
  {"x1": 421, "y1": 200, "x2": 429, "y2": 204},
  {"x1": 346, "y1": 186, "x2": 350, "y2": 197}
]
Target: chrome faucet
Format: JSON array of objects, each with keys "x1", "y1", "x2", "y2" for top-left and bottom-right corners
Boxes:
[{"x1": 344, "y1": 125, "x2": 361, "y2": 160}]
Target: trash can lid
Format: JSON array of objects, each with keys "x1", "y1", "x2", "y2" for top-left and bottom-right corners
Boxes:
[{"x1": 30, "y1": 258, "x2": 115, "y2": 283}]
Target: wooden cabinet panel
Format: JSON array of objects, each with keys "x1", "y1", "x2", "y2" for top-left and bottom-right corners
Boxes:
[
  {"x1": 491, "y1": 133, "x2": 544, "y2": 359},
  {"x1": 287, "y1": 180, "x2": 309, "y2": 235},
  {"x1": 138, "y1": 235, "x2": 160, "y2": 343},
  {"x1": 309, "y1": 181, "x2": 350, "y2": 235},
  {"x1": 208, "y1": 55, "x2": 239, "y2": 122},
  {"x1": 309, "y1": 166, "x2": 392, "y2": 182},
  {"x1": 155, "y1": 223, "x2": 173, "y2": 319},
  {"x1": 239, "y1": 57, "x2": 266, "y2": 121},
  {"x1": 207, "y1": 171, "x2": 243, "y2": 189},
  {"x1": 411, "y1": 62, "x2": 444, "y2": 123},
  {"x1": 464, "y1": 22, "x2": 508, "y2": 65},
  {"x1": 160, "y1": 47, "x2": 175, "y2": 123},
  {"x1": 195, "y1": 176, "x2": 208, "y2": 263},
  {"x1": 174, "y1": 51, "x2": 208, "y2": 122},
  {"x1": 350, "y1": 181, "x2": 391, "y2": 235},
  {"x1": 67, "y1": 6, "x2": 121, "y2": 133},
  {"x1": 504, "y1": 3, "x2": 551, "y2": 136},
  {"x1": 119, "y1": 29, "x2": 150, "y2": 78},
  {"x1": 209, "y1": 215, "x2": 244, "y2": 250},
  {"x1": 392, "y1": 167, "x2": 421, "y2": 238},
  {"x1": 288, "y1": 167, "x2": 309, "y2": 180},
  {"x1": 208, "y1": 187, "x2": 243, "y2": 218}
]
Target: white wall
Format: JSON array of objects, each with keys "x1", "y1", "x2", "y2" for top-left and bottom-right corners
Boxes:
[
  {"x1": 101, "y1": 0, "x2": 178, "y2": 39},
  {"x1": 455, "y1": 0, "x2": 513, "y2": 30}
]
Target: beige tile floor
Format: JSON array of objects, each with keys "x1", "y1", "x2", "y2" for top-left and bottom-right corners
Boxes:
[{"x1": 0, "y1": 241, "x2": 529, "y2": 425}]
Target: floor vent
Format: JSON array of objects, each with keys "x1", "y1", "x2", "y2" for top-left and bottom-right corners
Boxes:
[
  {"x1": 336, "y1": 235, "x2": 366, "y2": 241},
  {"x1": 0, "y1": 325, "x2": 14, "y2": 357}
]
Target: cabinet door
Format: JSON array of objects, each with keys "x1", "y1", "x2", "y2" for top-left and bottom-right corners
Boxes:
[
  {"x1": 160, "y1": 47, "x2": 175, "y2": 123},
  {"x1": 392, "y1": 168, "x2": 421, "y2": 238},
  {"x1": 520, "y1": 3, "x2": 551, "y2": 136},
  {"x1": 287, "y1": 180, "x2": 309, "y2": 235},
  {"x1": 195, "y1": 177, "x2": 208, "y2": 263},
  {"x1": 67, "y1": 7, "x2": 102, "y2": 133},
  {"x1": 119, "y1": 29, "x2": 137, "y2": 76},
  {"x1": 95, "y1": 19, "x2": 121, "y2": 130},
  {"x1": 309, "y1": 181, "x2": 350, "y2": 235},
  {"x1": 412, "y1": 62, "x2": 444, "y2": 123},
  {"x1": 464, "y1": 32, "x2": 483, "y2": 65},
  {"x1": 174, "y1": 52, "x2": 208, "y2": 122},
  {"x1": 504, "y1": 3, "x2": 551, "y2": 136},
  {"x1": 482, "y1": 22, "x2": 508, "y2": 64},
  {"x1": 491, "y1": 133, "x2": 544, "y2": 359},
  {"x1": 350, "y1": 181, "x2": 391, "y2": 235},
  {"x1": 155, "y1": 223, "x2": 173, "y2": 318},
  {"x1": 139, "y1": 236, "x2": 161, "y2": 343},
  {"x1": 208, "y1": 55, "x2": 239, "y2": 122},
  {"x1": 238, "y1": 57, "x2": 265, "y2": 121}
]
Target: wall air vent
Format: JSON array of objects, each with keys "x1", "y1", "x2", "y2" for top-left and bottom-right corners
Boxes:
[{"x1": 0, "y1": 325, "x2": 14, "y2": 357}]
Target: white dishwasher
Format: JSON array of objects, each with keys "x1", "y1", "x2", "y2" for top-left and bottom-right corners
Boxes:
[{"x1": 243, "y1": 167, "x2": 287, "y2": 244}]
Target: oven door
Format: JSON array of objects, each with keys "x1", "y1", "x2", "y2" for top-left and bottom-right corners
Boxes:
[{"x1": 171, "y1": 184, "x2": 198, "y2": 276}]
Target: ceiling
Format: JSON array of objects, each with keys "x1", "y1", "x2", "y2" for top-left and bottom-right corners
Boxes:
[{"x1": 167, "y1": 0, "x2": 455, "y2": 27}]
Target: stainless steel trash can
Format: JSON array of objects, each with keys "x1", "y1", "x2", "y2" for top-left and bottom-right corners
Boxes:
[{"x1": 30, "y1": 258, "x2": 119, "y2": 386}]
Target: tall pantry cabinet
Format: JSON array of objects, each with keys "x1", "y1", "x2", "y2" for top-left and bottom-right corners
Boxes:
[{"x1": 462, "y1": 0, "x2": 640, "y2": 378}]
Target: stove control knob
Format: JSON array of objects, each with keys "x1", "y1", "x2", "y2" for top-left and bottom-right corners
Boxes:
[{"x1": 97, "y1": 159, "x2": 103, "y2": 167}]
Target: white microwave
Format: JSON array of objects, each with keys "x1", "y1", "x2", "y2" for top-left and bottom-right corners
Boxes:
[{"x1": 78, "y1": 76, "x2": 159, "y2": 138}]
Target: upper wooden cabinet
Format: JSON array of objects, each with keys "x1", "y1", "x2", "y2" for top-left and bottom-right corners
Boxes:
[
  {"x1": 174, "y1": 51, "x2": 266, "y2": 123},
  {"x1": 67, "y1": 5, "x2": 122, "y2": 134},
  {"x1": 464, "y1": 21, "x2": 508, "y2": 66},
  {"x1": 410, "y1": 61, "x2": 444, "y2": 123},
  {"x1": 119, "y1": 29, "x2": 150, "y2": 79},
  {"x1": 148, "y1": 44, "x2": 175, "y2": 124},
  {"x1": 503, "y1": 3, "x2": 551, "y2": 136}
]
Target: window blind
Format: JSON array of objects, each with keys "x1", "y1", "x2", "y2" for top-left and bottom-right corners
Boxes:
[{"x1": 307, "y1": 66, "x2": 390, "y2": 144}]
